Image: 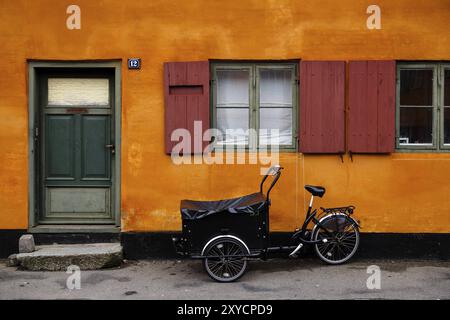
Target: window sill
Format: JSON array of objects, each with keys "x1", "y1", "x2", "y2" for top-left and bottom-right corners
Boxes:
[{"x1": 395, "y1": 148, "x2": 450, "y2": 153}]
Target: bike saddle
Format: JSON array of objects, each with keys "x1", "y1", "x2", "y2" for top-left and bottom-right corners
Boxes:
[{"x1": 304, "y1": 185, "x2": 326, "y2": 197}]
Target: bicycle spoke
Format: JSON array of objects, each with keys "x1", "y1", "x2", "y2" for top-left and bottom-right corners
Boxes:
[
  {"x1": 227, "y1": 260, "x2": 241, "y2": 269},
  {"x1": 208, "y1": 260, "x2": 224, "y2": 274},
  {"x1": 225, "y1": 265, "x2": 234, "y2": 277},
  {"x1": 207, "y1": 259, "x2": 222, "y2": 268},
  {"x1": 340, "y1": 238, "x2": 356, "y2": 247},
  {"x1": 227, "y1": 261, "x2": 241, "y2": 276},
  {"x1": 209, "y1": 246, "x2": 222, "y2": 257},
  {"x1": 340, "y1": 233, "x2": 356, "y2": 242},
  {"x1": 338, "y1": 241, "x2": 355, "y2": 251},
  {"x1": 224, "y1": 242, "x2": 230, "y2": 256},
  {"x1": 329, "y1": 243, "x2": 339, "y2": 260},
  {"x1": 215, "y1": 244, "x2": 225, "y2": 257},
  {"x1": 319, "y1": 239, "x2": 335, "y2": 257},
  {"x1": 336, "y1": 243, "x2": 347, "y2": 258},
  {"x1": 228, "y1": 244, "x2": 240, "y2": 257}
]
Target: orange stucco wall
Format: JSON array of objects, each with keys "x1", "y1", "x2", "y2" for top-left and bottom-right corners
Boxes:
[{"x1": 0, "y1": 0, "x2": 450, "y2": 232}]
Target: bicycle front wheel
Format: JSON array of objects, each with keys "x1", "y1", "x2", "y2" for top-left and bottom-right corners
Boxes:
[
  {"x1": 203, "y1": 236, "x2": 248, "y2": 282},
  {"x1": 312, "y1": 215, "x2": 360, "y2": 265}
]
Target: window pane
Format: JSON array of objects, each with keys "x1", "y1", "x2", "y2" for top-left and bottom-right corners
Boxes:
[
  {"x1": 259, "y1": 108, "x2": 292, "y2": 146},
  {"x1": 217, "y1": 108, "x2": 249, "y2": 145},
  {"x1": 445, "y1": 69, "x2": 450, "y2": 106},
  {"x1": 444, "y1": 108, "x2": 450, "y2": 145},
  {"x1": 399, "y1": 107, "x2": 433, "y2": 145},
  {"x1": 400, "y1": 69, "x2": 433, "y2": 106},
  {"x1": 48, "y1": 78, "x2": 109, "y2": 106},
  {"x1": 260, "y1": 69, "x2": 292, "y2": 106},
  {"x1": 217, "y1": 69, "x2": 249, "y2": 107}
]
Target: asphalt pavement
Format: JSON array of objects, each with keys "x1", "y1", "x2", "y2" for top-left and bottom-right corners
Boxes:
[{"x1": 0, "y1": 258, "x2": 449, "y2": 300}]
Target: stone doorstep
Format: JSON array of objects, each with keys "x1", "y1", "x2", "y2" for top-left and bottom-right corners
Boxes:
[{"x1": 14, "y1": 243, "x2": 123, "y2": 271}]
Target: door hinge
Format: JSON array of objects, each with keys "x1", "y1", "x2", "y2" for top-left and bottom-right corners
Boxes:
[{"x1": 34, "y1": 127, "x2": 39, "y2": 138}]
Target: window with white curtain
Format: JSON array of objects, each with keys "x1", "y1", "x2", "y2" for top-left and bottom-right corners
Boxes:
[
  {"x1": 397, "y1": 62, "x2": 450, "y2": 151},
  {"x1": 212, "y1": 63, "x2": 297, "y2": 150}
]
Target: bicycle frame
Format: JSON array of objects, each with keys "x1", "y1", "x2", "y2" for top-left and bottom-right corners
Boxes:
[{"x1": 291, "y1": 195, "x2": 335, "y2": 244}]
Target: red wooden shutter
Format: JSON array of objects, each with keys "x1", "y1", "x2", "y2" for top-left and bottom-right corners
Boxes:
[
  {"x1": 299, "y1": 61, "x2": 345, "y2": 153},
  {"x1": 348, "y1": 61, "x2": 396, "y2": 153},
  {"x1": 164, "y1": 61, "x2": 210, "y2": 154}
]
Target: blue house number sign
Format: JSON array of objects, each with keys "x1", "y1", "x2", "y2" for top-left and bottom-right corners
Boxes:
[{"x1": 128, "y1": 58, "x2": 141, "y2": 69}]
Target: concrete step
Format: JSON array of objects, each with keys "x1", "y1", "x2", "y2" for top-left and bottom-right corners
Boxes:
[{"x1": 11, "y1": 243, "x2": 122, "y2": 271}]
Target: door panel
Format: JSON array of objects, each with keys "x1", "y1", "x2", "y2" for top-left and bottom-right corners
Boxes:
[
  {"x1": 81, "y1": 115, "x2": 111, "y2": 180},
  {"x1": 39, "y1": 71, "x2": 115, "y2": 224},
  {"x1": 45, "y1": 115, "x2": 76, "y2": 180},
  {"x1": 45, "y1": 187, "x2": 111, "y2": 218}
]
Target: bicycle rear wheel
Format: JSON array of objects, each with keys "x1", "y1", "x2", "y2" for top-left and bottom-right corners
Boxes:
[{"x1": 312, "y1": 215, "x2": 359, "y2": 264}]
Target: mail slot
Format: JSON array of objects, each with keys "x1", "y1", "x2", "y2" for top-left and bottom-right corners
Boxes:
[{"x1": 66, "y1": 107, "x2": 89, "y2": 113}]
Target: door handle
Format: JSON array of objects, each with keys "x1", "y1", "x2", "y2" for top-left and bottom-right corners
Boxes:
[{"x1": 105, "y1": 144, "x2": 115, "y2": 154}]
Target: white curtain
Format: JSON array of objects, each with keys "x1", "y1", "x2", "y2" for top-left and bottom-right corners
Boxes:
[
  {"x1": 216, "y1": 69, "x2": 250, "y2": 144},
  {"x1": 259, "y1": 108, "x2": 292, "y2": 145},
  {"x1": 217, "y1": 70, "x2": 249, "y2": 107},
  {"x1": 217, "y1": 109, "x2": 249, "y2": 145},
  {"x1": 259, "y1": 69, "x2": 293, "y2": 146}
]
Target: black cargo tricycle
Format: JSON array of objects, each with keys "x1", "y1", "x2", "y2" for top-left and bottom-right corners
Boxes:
[{"x1": 173, "y1": 165, "x2": 360, "y2": 282}]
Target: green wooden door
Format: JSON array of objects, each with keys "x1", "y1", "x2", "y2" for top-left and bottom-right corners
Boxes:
[{"x1": 38, "y1": 71, "x2": 115, "y2": 224}]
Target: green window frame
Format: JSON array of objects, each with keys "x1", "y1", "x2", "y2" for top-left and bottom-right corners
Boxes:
[
  {"x1": 211, "y1": 62, "x2": 298, "y2": 151},
  {"x1": 396, "y1": 62, "x2": 450, "y2": 152}
]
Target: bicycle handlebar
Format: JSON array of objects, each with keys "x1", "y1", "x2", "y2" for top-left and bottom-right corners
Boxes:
[{"x1": 260, "y1": 165, "x2": 284, "y2": 202}]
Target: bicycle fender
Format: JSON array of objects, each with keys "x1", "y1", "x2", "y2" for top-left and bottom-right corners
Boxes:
[{"x1": 311, "y1": 213, "x2": 360, "y2": 239}]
